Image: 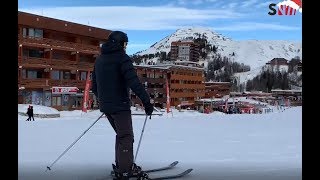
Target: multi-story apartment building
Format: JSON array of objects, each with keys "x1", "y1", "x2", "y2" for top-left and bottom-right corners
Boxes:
[
  {"x1": 170, "y1": 40, "x2": 200, "y2": 62},
  {"x1": 264, "y1": 58, "x2": 289, "y2": 72},
  {"x1": 204, "y1": 82, "x2": 231, "y2": 98},
  {"x1": 131, "y1": 64, "x2": 205, "y2": 108},
  {"x1": 18, "y1": 11, "x2": 111, "y2": 110}
]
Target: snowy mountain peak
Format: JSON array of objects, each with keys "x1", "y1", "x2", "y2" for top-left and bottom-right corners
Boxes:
[
  {"x1": 137, "y1": 26, "x2": 232, "y2": 55},
  {"x1": 173, "y1": 27, "x2": 231, "y2": 41},
  {"x1": 135, "y1": 27, "x2": 302, "y2": 71}
]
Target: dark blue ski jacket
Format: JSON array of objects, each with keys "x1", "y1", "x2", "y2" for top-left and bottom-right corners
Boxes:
[{"x1": 92, "y1": 41, "x2": 150, "y2": 114}]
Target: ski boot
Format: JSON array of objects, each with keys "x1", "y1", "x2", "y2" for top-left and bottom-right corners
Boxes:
[{"x1": 111, "y1": 163, "x2": 149, "y2": 180}]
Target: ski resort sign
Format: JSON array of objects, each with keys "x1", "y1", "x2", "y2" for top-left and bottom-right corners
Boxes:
[
  {"x1": 52, "y1": 87, "x2": 78, "y2": 94},
  {"x1": 268, "y1": 0, "x2": 302, "y2": 15}
]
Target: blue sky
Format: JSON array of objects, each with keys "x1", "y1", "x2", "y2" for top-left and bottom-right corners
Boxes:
[{"x1": 18, "y1": 0, "x2": 302, "y2": 55}]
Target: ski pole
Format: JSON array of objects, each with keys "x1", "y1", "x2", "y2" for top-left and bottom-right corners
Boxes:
[
  {"x1": 134, "y1": 115, "x2": 150, "y2": 163},
  {"x1": 46, "y1": 113, "x2": 104, "y2": 172}
]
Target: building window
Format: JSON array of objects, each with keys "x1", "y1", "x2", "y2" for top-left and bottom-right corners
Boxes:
[
  {"x1": 51, "y1": 70, "x2": 60, "y2": 80},
  {"x1": 23, "y1": 49, "x2": 29, "y2": 57},
  {"x1": 149, "y1": 73, "x2": 155, "y2": 78},
  {"x1": 52, "y1": 53, "x2": 64, "y2": 60},
  {"x1": 63, "y1": 71, "x2": 71, "y2": 80},
  {"x1": 26, "y1": 28, "x2": 43, "y2": 38},
  {"x1": 34, "y1": 29, "x2": 43, "y2": 38},
  {"x1": 28, "y1": 28, "x2": 35, "y2": 37},
  {"x1": 29, "y1": 49, "x2": 44, "y2": 58},
  {"x1": 23, "y1": 28, "x2": 27, "y2": 37},
  {"x1": 52, "y1": 96, "x2": 62, "y2": 106},
  {"x1": 22, "y1": 69, "x2": 26, "y2": 78},
  {"x1": 80, "y1": 71, "x2": 87, "y2": 80},
  {"x1": 27, "y1": 70, "x2": 39, "y2": 79}
]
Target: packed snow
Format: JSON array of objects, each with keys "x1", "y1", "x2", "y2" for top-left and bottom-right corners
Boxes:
[{"x1": 18, "y1": 105, "x2": 301, "y2": 180}]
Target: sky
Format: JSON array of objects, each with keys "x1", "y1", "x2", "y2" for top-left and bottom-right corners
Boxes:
[
  {"x1": 18, "y1": 104, "x2": 301, "y2": 180},
  {"x1": 18, "y1": 0, "x2": 302, "y2": 55}
]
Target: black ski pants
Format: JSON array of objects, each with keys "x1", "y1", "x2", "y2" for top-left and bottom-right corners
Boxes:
[{"x1": 105, "y1": 110, "x2": 134, "y2": 174}]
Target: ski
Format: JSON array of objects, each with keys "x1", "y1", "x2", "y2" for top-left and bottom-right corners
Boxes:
[
  {"x1": 145, "y1": 161, "x2": 179, "y2": 173},
  {"x1": 111, "y1": 161, "x2": 179, "y2": 177},
  {"x1": 147, "y1": 168, "x2": 193, "y2": 180}
]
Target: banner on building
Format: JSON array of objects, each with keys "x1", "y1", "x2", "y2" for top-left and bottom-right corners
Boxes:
[
  {"x1": 225, "y1": 98, "x2": 229, "y2": 112},
  {"x1": 166, "y1": 79, "x2": 170, "y2": 113},
  {"x1": 82, "y1": 71, "x2": 91, "y2": 113},
  {"x1": 52, "y1": 87, "x2": 78, "y2": 94}
]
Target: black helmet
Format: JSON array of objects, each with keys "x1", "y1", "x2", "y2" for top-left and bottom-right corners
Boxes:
[{"x1": 108, "y1": 31, "x2": 128, "y2": 47}]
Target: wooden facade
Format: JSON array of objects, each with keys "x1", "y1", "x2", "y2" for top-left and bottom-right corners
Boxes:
[
  {"x1": 18, "y1": 11, "x2": 111, "y2": 110},
  {"x1": 131, "y1": 65, "x2": 205, "y2": 108},
  {"x1": 204, "y1": 82, "x2": 231, "y2": 98},
  {"x1": 170, "y1": 41, "x2": 200, "y2": 62}
]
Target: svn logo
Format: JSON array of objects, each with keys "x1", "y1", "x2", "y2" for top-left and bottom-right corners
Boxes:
[{"x1": 268, "y1": 0, "x2": 302, "y2": 15}]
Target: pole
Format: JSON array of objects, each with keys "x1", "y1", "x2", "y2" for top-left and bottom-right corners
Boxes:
[
  {"x1": 134, "y1": 115, "x2": 149, "y2": 163},
  {"x1": 45, "y1": 113, "x2": 104, "y2": 171}
]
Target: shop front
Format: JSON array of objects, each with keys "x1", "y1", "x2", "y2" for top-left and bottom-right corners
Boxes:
[{"x1": 51, "y1": 86, "x2": 78, "y2": 110}]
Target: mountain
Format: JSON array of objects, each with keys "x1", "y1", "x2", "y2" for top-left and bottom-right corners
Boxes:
[{"x1": 135, "y1": 27, "x2": 302, "y2": 70}]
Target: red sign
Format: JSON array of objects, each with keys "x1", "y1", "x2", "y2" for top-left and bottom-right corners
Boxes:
[
  {"x1": 52, "y1": 87, "x2": 78, "y2": 94},
  {"x1": 82, "y1": 71, "x2": 91, "y2": 113},
  {"x1": 166, "y1": 79, "x2": 170, "y2": 113}
]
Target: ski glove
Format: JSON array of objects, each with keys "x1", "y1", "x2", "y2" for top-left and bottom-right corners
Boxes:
[{"x1": 144, "y1": 102, "x2": 154, "y2": 116}]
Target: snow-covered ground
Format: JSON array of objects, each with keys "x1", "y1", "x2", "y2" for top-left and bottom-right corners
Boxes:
[{"x1": 18, "y1": 105, "x2": 301, "y2": 180}]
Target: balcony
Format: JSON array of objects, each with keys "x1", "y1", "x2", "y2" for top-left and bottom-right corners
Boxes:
[
  {"x1": 50, "y1": 59, "x2": 77, "y2": 70},
  {"x1": 77, "y1": 61, "x2": 95, "y2": 71},
  {"x1": 18, "y1": 78, "x2": 87, "y2": 89},
  {"x1": 18, "y1": 35, "x2": 100, "y2": 55},
  {"x1": 18, "y1": 57, "x2": 94, "y2": 71},
  {"x1": 170, "y1": 74, "x2": 204, "y2": 81},
  {"x1": 18, "y1": 56, "x2": 50, "y2": 68},
  {"x1": 170, "y1": 83, "x2": 205, "y2": 90},
  {"x1": 170, "y1": 91, "x2": 205, "y2": 98},
  {"x1": 19, "y1": 78, "x2": 50, "y2": 88},
  {"x1": 50, "y1": 79, "x2": 86, "y2": 88},
  {"x1": 152, "y1": 98, "x2": 167, "y2": 103},
  {"x1": 138, "y1": 77, "x2": 166, "y2": 84},
  {"x1": 145, "y1": 88, "x2": 166, "y2": 94}
]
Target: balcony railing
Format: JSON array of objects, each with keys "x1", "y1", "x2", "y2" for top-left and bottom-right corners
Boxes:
[
  {"x1": 50, "y1": 59, "x2": 77, "y2": 70},
  {"x1": 170, "y1": 83, "x2": 205, "y2": 89},
  {"x1": 18, "y1": 35, "x2": 100, "y2": 54},
  {"x1": 18, "y1": 56, "x2": 94, "y2": 71},
  {"x1": 152, "y1": 98, "x2": 166, "y2": 103},
  {"x1": 170, "y1": 91, "x2": 205, "y2": 98},
  {"x1": 19, "y1": 78, "x2": 87, "y2": 89},
  {"x1": 18, "y1": 56, "x2": 50, "y2": 68},
  {"x1": 19, "y1": 78, "x2": 49, "y2": 88},
  {"x1": 77, "y1": 61, "x2": 95, "y2": 71},
  {"x1": 170, "y1": 74, "x2": 204, "y2": 81},
  {"x1": 50, "y1": 79, "x2": 86, "y2": 88},
  {"x1": 138, "y1": 77, "x2": 166, "y2": 84},
  {"x1": 144, "y1": 88, "x2": 166, "y2": 94}
]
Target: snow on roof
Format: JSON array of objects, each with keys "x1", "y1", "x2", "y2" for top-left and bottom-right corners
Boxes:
[
  {"x1": 271, "y1": 89, "x2": 302, "y2": 93},
  {"x1": 135, "y1": 64, "x2": 204, "y2": 70}
]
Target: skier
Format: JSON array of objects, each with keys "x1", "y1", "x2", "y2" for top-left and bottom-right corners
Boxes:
[{"x1": 92, "y1": 30, "x2": 154, "y2": 180}]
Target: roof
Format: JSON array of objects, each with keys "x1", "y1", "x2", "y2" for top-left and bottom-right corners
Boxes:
[
  {"x1": 18, "y1": 11, "x2": 111, "y2": 40},
  {"x1": 134, "y1": 64, "x2": 204, "y2": 71},
  {"x1": 271, "y1": 89, "x2": 302, "y2": 93}
]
